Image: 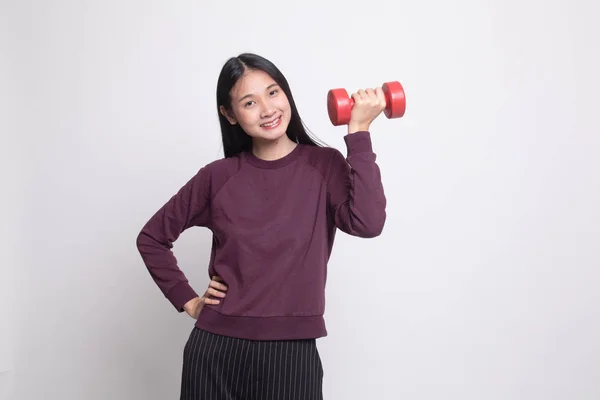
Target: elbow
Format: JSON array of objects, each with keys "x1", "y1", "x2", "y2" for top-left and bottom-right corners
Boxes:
[
  {"x1": 357, "y1": 212, "x2": 386, "y2": 238},
  {"x1": 136, "y1": 231, "x2": 146, "y2": 253},
  {"x1": 361, "y1": 197, "x2": 387, "y2": 238},
  {"x1": 136, "y1": 229, "x2": 152, "y2": 253},
  {"x1": 363, "y1": 220, "x2": 385, "y2": 238},
  {"x1": 136, "y1": 226, "x2": 172, "y2": 253}
]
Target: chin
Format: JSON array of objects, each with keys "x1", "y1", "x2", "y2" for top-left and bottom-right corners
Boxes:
[{"x1": 256, "y1": 130, "x2": 287, "y2": 143}]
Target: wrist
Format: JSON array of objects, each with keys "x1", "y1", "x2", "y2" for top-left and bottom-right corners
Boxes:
[
  {"x1": 348, "y1": 122, "x2": 370, "y2": 134},
  {"x1": 183, "y1": 296, "x2": 200, "y2": 312}
]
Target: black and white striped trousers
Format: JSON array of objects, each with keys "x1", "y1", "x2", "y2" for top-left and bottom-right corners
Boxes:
[{"x1": 180, "y1": 327, "x2": 324, "y2": 400}]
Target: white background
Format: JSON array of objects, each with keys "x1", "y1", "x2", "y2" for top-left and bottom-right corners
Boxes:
[{"x1": 3, "y1": 0, "x2": 599, "y2": 399}]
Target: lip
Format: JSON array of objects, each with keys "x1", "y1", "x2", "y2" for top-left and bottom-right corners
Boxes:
[{"x1": 260, "y1": 115, "x2": 282, "y2": 129}]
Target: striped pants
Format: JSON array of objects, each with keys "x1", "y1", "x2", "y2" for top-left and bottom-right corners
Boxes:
[{"x1": 180, "y1": 327, "x2": 324, "y2": 399}]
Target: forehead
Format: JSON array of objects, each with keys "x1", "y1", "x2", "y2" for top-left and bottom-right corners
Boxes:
[{"x1": 231, "y1": 69, "x2": 277, "y2": 97}]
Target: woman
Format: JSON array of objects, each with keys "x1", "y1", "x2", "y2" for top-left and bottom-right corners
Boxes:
[{"x1": 136, "y1": 52, "x2": 387, "y2": 399}]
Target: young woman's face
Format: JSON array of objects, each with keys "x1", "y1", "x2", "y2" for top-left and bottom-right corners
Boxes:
[{"x1": 221, "y1": 69, "x2": 292, "y2": 142}]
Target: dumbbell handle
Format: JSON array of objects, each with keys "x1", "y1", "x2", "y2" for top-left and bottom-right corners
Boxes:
[{"x1": 344, "y1": 90, "x2": 389, "y2": 108}]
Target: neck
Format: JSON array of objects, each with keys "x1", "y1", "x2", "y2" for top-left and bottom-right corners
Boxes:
[{"x1": 252, "y1": 134, "x2": 297, "y2": 161}]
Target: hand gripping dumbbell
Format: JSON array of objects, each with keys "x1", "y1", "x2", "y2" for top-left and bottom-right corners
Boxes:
[{"x1": 327, "y1": 81, "x2": 406, "y2": 126}]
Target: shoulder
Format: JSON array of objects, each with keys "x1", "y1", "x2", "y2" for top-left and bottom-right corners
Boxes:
[
  {"x1": 204, "y1": 154, "x2": 242, "y2": 174},
  {"x1": 191, "y1": 154, "x2": 243, "y2": 194},
  {"x1": 298, "y1": 144, "x2": 347, "y2": 179},
  {"x1": 299, "y1": 144, "x2": 343, "y2": 165}
]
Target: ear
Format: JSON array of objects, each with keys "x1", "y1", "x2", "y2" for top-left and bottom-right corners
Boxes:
[{"x1": 219, "y1": 105, "x2": 237, "y2": 125}]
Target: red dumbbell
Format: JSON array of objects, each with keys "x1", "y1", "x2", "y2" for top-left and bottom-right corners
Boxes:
[{"x1": 327, "y1": 81, "x2": 406, "y2": 126}]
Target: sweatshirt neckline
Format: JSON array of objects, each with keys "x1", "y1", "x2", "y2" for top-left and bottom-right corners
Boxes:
[{"x1": 244, "y1": 144, "x2": 302, "y2": 169}]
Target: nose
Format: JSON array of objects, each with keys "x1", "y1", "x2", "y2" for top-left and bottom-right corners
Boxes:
[{"x1": 260, "y1": 100, "x2": 276, "y2": 118}]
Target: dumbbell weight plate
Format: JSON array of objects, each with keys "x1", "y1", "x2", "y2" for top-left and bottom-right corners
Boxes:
[
  {"x1": 327, "y1": 88, "x2": 353, "y2": 126},
  {"x1": 382, "y1": 81, "x2": 406, "y2": 119}
]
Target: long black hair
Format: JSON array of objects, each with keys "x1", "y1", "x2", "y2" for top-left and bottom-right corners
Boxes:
[{"x1": 216, "y1": 53, "x2": 325, "y2": 158}]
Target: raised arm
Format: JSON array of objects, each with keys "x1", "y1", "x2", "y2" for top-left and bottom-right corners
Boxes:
[{"x1": 326, "y1": 131, "x2": 387, "y2": 238}]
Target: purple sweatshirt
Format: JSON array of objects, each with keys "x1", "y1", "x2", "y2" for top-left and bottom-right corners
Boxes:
[{"x1": 136, "y1": 130, "x2": 386, "y2": 340}]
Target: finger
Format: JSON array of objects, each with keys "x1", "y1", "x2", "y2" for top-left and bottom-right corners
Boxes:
[
  {"x1": 207, "y1": 287, "x2": 226, "y2": 298},
  {"x1": 211, "y1": 275, "x2": 227, "y2": 287},
  {"x1": 203, "y1": 297, "x2": 220, "y2": 305},
  {"x1": 350, "y1": 90, "x2": 360, "y2": 101},
  {"x1": 365, "y1": 88, "x2": 378, "y2": 105},
  {"x1": 209, "y1": 280, "x2": 228, "y2": 291},
  {"x1": 375, "y1": 87, "x2": 386, "y2": 107},
  {"x1": 353, "y1": 88, "x2": 369, "y2": 101}
]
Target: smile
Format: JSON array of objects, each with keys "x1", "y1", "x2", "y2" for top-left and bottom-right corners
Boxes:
[{"x1": 260, "y1": 116, "x2": 281, "y2": 129}]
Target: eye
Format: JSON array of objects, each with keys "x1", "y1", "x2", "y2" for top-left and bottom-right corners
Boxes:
[
  {"x1": 244, "y1": 100, "x2": 256, "y2": 108},
  {"x1": 269, "y1": 89, "x2": 279, "y2": 96}
]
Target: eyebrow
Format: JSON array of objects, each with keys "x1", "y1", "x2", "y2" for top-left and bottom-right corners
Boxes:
[{"x1": 238, "y1": 83, "x2": 280, "y2": 103}]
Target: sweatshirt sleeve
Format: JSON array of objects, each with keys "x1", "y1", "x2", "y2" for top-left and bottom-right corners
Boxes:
[
  {"x1": 326, "y1": 131, "x2": 387, "y2": 238},
  {"x1": 136, "y1": 166, "x2": 212, "y2": 312}
]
